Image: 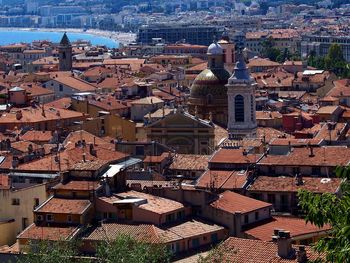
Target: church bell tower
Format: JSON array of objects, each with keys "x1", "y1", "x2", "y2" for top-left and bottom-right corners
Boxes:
[
  {"x1": 226, "y1": 52, "x2": 257, "y2": 139},
  {"x1": 58, "y1": 32, "x2": 72, "y2": 71}
]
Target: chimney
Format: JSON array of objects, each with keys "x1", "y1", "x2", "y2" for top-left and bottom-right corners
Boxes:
[
  {"x1": 16, "y1": 110, "x2": 22, "y2": 120},
  {"x1": 308, "y1": 144, "x2": 314, "y2": 157},
  {"x1": 89, "y1": 143, "x2": 97, "y2": 157},
  {"x1": 41, "y1": 106, "x2": 45, "y2": 117},
  {"x1": 296, "y1": 246, "x2": 307, "y2": 263},
  {"x1": 12, "y1": 157, "x2": 19, "y2": 169},
  {"x1": 295, "y1": 174, "x2": 303, "y2": 186},
  {"x1": 274, "y1": 230, "x2": 294, "y2": 259}
]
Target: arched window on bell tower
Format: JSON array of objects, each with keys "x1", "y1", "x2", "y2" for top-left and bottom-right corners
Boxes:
[{"x1": 235, "y1": 95, "x2": 244, "y2": 122}]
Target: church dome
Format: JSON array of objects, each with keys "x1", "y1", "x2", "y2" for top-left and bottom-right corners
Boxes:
[
  {"x1": 207, "y1": 42, "x2": 223, "y2": 55},
  {"x1": 190, "y1": 68, "x2": 230, "y2": 99}
]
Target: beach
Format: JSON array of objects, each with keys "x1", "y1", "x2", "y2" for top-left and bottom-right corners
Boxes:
[{"x1": 0, "y1": 27, "x2": 137, "y2": 46}]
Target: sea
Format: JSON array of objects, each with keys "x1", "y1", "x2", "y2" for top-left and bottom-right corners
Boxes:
[{"x1": 0, "y1": 29, "x2": 119, "y2": 48}]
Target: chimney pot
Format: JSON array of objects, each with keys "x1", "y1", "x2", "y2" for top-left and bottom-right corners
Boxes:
[
  {"x1": 276, "y1": 230, "x2": 294, "y2": 259},
  {"x1": 296, "y1": 246, "x2": 307, "y2": 263}
]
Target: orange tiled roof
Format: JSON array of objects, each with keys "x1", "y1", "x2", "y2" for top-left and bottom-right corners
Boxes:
[
  {"x1": 196, "y1": 170, "x2": 247, "y2": 190},
  {"x1": 257, "y1": 127, "x2": 294, "y2": 143},
  {"x1": 20, "y1": 83, "x2": 55, "y2": 96},
  {"x1": 327, "y1": 79, "x2": 350, "y2": 97},
  {"x1": 84, "y1": 219, "x2": 224, "y2": 244},
  {"x1": 11, "y1": 140, "x2": 40, "y2": 153},
  {"x1": 210, "y1": 148, "x2": 261, "y2": 165},
  {"x1": 314, "y1": 122, "x2": 347, "y2": 141},
  {"x1": 248, "y1": 58, "x2": 280, "y2": 68},
  {"x1": 158, "y1": 219, "x2": 225, "y2": 242},
  {"x1": 21, "y1": 130, "x2": 53, "y2": 142},
  {"x1": 115, "y1": 190, "x2": 184, "y2": 214},
  {"x1": 52, "y1": 181, "x2": 101, "y2": 191},
  {"x1": 245, "y1": 216, "x2": 331, "y2": 241},
  {"x1": 248, "y1": 176, "x2": 341, "y2": 194},
  {"x1": 259, "y1": 146, "x2": 350, "y2": 167},
  {"x1": 63, "y1": 130, "x2": 114, "y2": 150},
  {"x1": 169, "y1": 154, "x2": 209, "y2": 171},
  {"x1": 103, "y1": 58, "x2": 146, "y2": 72},
  {"x1": 88, "y1": 96, "x2": 128, "y2": 111},
  {"x1": 256, "y1": 111, "x2": 282, "y2": 120},
  {"x1": 210, "y1": 191, "x2": 272, "y2": 214},
  {"x1": 217, "y1": 237, "x2": 322, "y2": 262},
  {"x1": 17, "y1": 146, "x2": 127, "y2": 172},
  {"x1": 17, "y1": 224, "x2": 79, "y2": 241},
  {"x1": 83, "y1": 66, "x2": 113, "y2": 78},
  {"x1": 44, "y1": 97, "x2": 72, "y2": 109},
  {"x1": 0, "y1": 106, "x2": 83, "y2": 124},
  {"x1": 36, "y1": 197, "x2": 91, "y2": 214},
  {"x1": 143, "y1": 152, "x2": 170, "y2": 163},
  {"x1": 84, "y1": 223, "x2": 161, "y2": 243},
  {"x1": 269, "y1": 138, "x2": 323, "y2": 147},
  {"x1": 52, "y1": 76, "x2": 97, "y2": 92}
]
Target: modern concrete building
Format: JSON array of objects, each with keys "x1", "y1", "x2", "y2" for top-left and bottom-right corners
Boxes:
[
  {"x1": 301, "y1": 34, "x2": 350, "y2": 62},
  {"x1": 137, "y1": 24, "x2": 224, "y2": 45}
]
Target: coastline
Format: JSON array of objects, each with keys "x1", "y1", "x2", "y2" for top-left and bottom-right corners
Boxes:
[{"x1": 0, "y1": 27, "x2": 136, "y2": 46}]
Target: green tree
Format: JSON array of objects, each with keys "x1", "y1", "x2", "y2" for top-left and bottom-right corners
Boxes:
[
  {"x1": 308, "y1": 44, "x2": 350, "y2": 78},
  {"x1": 17, "y1": 235, "x2": 171, "y2": 263},
  {"x1": 261, "y1": 37, "x2": 282, "y2": 62},
  {"x1": 17, "y1": 240, "x2": 88, "y2": 263},
  {"x1": 95, "y1": 234, "x2": 171, "y2": 263},
  {"x1": 298, "y1": 166, "x2": 350, "y2": 263}
]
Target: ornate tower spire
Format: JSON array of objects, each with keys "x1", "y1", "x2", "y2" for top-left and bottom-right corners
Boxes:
[{"x1": 226, "y1": 49, "x2": 257, "y2": 139}]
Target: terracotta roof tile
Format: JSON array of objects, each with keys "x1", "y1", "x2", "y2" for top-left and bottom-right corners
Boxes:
[
  {"x1": 248, "y1": 176, "x2": 341, "y2": 194},
  {"x1": 35, "y1": 197, "x2": 92, "y2": 214},
  {"x1": 17, "y1": 224, "x2": 79, "y2": 241},
  {"x1": 11, "y1": 141, "x2": 40, "y2": 153},
  {"x1": 269, "y1": 138, "x2": 324, "y2": 147},
  {"x1": 84, "y1": 223, "x2": 160, "y2": 243},
  {"x1": 17, "y1": 146, "x2": 127, "y2": 172},
  {"x1": 259, "y1": 146, "x2": 350, "y2": 167},
  {"x1": 20, "y1": 130, "x2": 53, "y2": 142},
  {"x1": 87, "y1": 96, "x2": 128, "y2": 111},
  {"x1": 209, "y1": 149, "x2": 261, "y2": 165},
  {"x1": 0, "y1": 106, "x2": 83, "y2": 125},
  {"x1": 143, "y1": 152, "x2": 170, "y2": 163},
  {"x1": 327, "y1": 79, "x2": 350, "y2": 97},
  {"x1": 63, "y1": 130, "x2": 114, "y2": 150},
  {"x1": 245, "y1": 216, "x2": 331, "y2": 241},
  {"x1": 196, "y1": 170, "x2": 247, "y2": 190},
  {"x1": 157, "y1": 219, "x2": 225, "y2": 242},
  {"x1": 44, "y1": 97, "x2": 72, "y2": 109},
  {"x1": 115, "y1": 190, "x2": 184, "y2": 214},
  {"x1": 169, "y1": 154, "x2": 209, "y2": 171},
  {"x1": 210, "y1": 191, "x2": 272, "y2": 214},
  {"x1": 52, "y1": 181, "x2": 102, "y2": 191},
  {"x1": 217, "y1": 237, "x2": 323, "y2": 262},
  {"x1": 51, "y1": 76, "x2": 97, "y2": 92}
]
